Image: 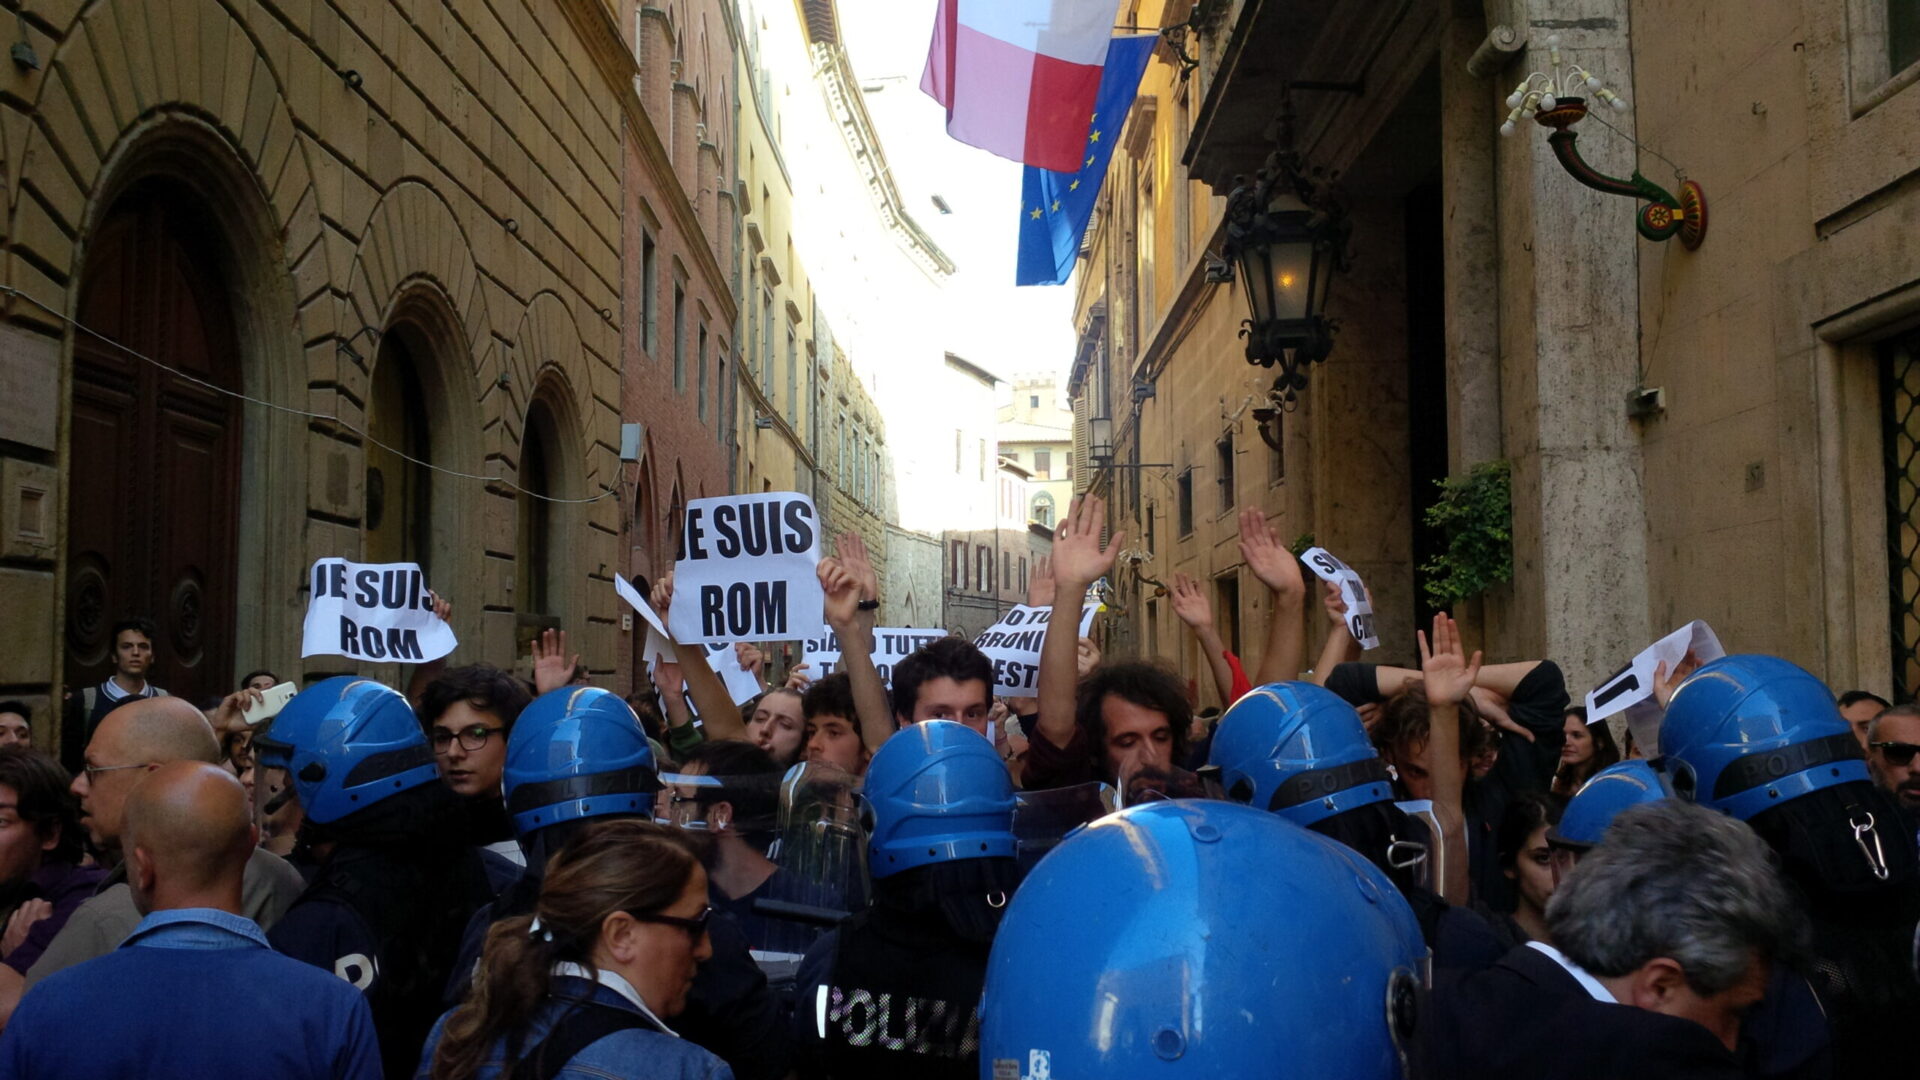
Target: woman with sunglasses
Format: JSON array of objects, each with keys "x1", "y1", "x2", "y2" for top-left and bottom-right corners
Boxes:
[{"x1": 421, "y1": 818, "x2": 730, "y2": 1079}]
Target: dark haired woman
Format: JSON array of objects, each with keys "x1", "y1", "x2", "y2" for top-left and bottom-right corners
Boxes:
[
  {"x1": 1551, "y1": 707, "x2": 1619, "y2": 796},
  {"x1": 421, "y1": 819, "x2": 730, "y2": 1079}
]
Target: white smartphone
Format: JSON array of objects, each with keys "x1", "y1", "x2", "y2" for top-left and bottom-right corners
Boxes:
[{"x1": 242, "y1": 681, "x2": 298, "y2": 726}]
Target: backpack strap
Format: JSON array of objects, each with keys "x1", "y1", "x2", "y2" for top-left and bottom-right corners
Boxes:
[{"x1": 508, "y1": 999, "x2": 653, "y2": 1080}]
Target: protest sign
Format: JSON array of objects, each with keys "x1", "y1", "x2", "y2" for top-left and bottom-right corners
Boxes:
[
  {"x1": 669, "y1": 492, "x2": 823, "y2": 645},
  {"x1": 972, "y1": 604, "x2": 1101, "y2": 696},
  {"x1": 1584, "y1": 620, "x2": 1725, "y2": 750},
  {"x1": 1299, "y1": 547, "x2": 1380, "y2": 650},
  {"x1": 619, "y1": 575, "x2": 764, "y2": 706},
  {"x1": 800, "y1": 627, "x2": 951, "y2": 687},
  {"x1": 302, "y1": 558, "x2": 456, "y2": 662}
]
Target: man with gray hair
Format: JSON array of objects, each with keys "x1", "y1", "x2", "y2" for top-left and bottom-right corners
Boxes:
[{"x1": 1418, "y1": 800, "x2": 1802, "y2": 1079}]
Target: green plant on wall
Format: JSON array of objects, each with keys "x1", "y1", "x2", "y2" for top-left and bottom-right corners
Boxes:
[{"x1": 1420, "y1": 460, "x2": 1513, "y2": 606}]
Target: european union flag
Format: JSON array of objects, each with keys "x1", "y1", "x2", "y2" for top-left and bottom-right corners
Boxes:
[{"x1": 1015, "y1": 35, "x2": 1157, "y2": 286}]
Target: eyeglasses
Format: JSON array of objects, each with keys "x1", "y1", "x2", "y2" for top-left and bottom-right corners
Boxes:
[
  {"x1": 1872, "y1": 741, "x2": 1920, "y2": 767},
  {"x1": 82, "y1": 761, "x2": 152, "y2": 780},
  {"x1": 630, "y1": 905, "x2": 713, "y2": 938},
  {"x1": 430, "y1": 725, "x2": 504, "y2": 753}
]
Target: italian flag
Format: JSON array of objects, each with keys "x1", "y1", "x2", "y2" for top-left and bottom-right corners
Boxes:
[{"x1": 920, "y1": 0, "x2": 1116, "y2": 172}]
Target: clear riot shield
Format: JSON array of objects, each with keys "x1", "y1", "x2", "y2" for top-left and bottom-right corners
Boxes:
[
  {"x1": 657, "y1": 762, "x2": 866, "y2": 989},
  {"x1": 1391, "y1": 799, "x2": 1445, "y2": 895},
  {"x1": 1012, "y1": 782, "x2": 1117, "y2": 874}
]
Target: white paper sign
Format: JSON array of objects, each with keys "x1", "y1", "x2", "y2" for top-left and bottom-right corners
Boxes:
[
  {"x1": 800, "y1": 626, "x2": 952, "y2": 687},
  {"x1": 669, "y1": 492, "x2": 824, "y2": 645},
  {"x1": 1584, "y1": 620, "x2": 1726, "y2": 749},
  {"x1": 302, "y1": 558, "x2": 457, "y2": 663},
  {"x1": 1300, "y1": 547, "x2": 1379, "y2": 650},
  {"x1": 615, "y1": 574, "x2": 670, "y2": 640},
  {"x1": 700, "y1": 642, "x2": 767, "y2": 705},
  {"x1": 972, "y1": 604, "x2": 1102, "y2": 696}
]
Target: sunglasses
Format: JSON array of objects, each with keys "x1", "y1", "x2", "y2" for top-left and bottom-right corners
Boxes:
[
  {"x1": 1871, "y1": 741, "x2": 1920, "y2": 767},
  {"x1": 630, "y1": 905, "x2": 713, "y2": 938}
]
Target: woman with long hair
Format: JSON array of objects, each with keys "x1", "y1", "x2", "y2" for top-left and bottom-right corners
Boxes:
[
  {"x1": 1551, "y1": 707, "x2": 1619, "y2": 796},
  {"x1": 421, "y1": 820, "x2": 730, "y2": 1080}
]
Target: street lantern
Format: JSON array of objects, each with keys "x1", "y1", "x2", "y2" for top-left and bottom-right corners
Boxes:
[
  {"x1": 1089, "y1": 416, "x2": 1114, "y2": 467},
  {"x1": 1218, "y1": 107, "x2": 1350, "y2": 403}
]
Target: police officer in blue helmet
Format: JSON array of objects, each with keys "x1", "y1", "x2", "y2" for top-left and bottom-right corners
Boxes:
[
  {"x1": 791, "y1": 719, "x2": 1019, "y2": 1080},
  {"x1": 981, "y1": 799, "x2": 1426, "y2": 1079},
  {"x1": 1544, "y1": 759, "x2": 1669, "y2": 880},
  {"x1": 1208, "y1": 679, "x2": 1503, "y2": 971},
  {"x1": 443, "y1": 685, "x2": 793, "y2": 1080},
  {"x1": 1662, "y1": 654, "x2": 1920, "y2": 1075},
  {"x1": 255, "y1": 676, "x2": 506, "y2": 1079}
]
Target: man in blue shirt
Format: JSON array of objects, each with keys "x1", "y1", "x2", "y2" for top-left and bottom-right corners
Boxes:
[{"x1": 0, "y1": 761, "x2": 379, "y2": 1079}]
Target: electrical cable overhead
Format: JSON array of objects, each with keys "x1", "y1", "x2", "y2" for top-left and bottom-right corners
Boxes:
[{"x1": 1, "y1": 285, "x2": 619, "y2": 505}]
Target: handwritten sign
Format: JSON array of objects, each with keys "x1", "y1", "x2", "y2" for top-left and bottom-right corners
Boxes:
[
  {"x1": 302, "y1": 559, "x2": 456, "y2": 663},
  {"x1": 800, "y1": 627, "x2": 951, "y2": 687},
  {"x1": 1299, "y1": 547, "x2": 1379, "y2": 650},
  {"x1": 1585, "y1": 620, "x2": 1725, "y2": 749},
  {"x1": 669, "y1": 492, "x2": 823, "y2": 645},
  {"x1": 972, "y1": 604, "x2": 1101, "y2": 696}
]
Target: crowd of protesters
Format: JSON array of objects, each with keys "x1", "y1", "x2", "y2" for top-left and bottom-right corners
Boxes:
[{"x1": 0, "y1": 495, "x2": 1914, "y2": 1078}]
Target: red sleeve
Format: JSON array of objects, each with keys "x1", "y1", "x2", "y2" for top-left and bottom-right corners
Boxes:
[{"x1": 1224, "y1": 649, "x2": 1254, "y2": 702}]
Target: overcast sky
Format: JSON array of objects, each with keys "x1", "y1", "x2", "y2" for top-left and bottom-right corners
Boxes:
[{"x1": 834, "y1": 0, "x2": 1080, "y2": 388}]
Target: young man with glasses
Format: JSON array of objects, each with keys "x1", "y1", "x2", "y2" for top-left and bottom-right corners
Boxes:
[
  {"x1": 417, "y1": 664, "x2": 531, "y2": 865},
  {"x1": 1869, "y1": 704, "x2": 1920, "y2": 812}
]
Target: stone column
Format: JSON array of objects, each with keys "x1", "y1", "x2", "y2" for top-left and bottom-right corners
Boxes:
[{"x1": 1493, "y1": 0, "x2": 1650, "y2": 689}]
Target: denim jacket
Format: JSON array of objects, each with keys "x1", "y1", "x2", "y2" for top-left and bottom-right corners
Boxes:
[{"x1": 417, "y1": 975, "x2": 734, "y2": 1080}]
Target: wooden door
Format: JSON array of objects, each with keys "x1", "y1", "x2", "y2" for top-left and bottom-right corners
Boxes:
[{"x1": 64, "y1": 181, "x2": 243, "y2": 704}]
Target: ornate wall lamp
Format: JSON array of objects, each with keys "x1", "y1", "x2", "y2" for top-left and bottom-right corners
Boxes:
[
  {"x1": 1215, "y1": 89, "x2": 1353, "y2": 405},
  {"x1": 1497, "y1": 35, "x2": 1706, "y2": 250}
]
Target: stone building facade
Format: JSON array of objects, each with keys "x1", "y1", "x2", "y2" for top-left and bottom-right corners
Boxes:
[
  {"x1": 1067, "y1": 0, "x2": 1920, "y2": 703},
  {"x1": 0, "y1": 0, "x2": 636, "y2": 739},
  {"x1": 996, "y1": 374, "x2": 1074, "y2": 529}
]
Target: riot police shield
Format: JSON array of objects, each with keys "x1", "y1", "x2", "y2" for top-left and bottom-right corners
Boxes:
[
  {"x1": 659, "y1": 762, "x2": 866, "y2": 989},
  {"x1": 1390, "y1": 799, "x2": 1444, "y2": 895},
  {"x1": 1012, "y1": 782, "x2": 1117, "y2": 873}
]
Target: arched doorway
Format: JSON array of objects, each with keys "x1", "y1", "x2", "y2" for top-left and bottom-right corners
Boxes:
[
  {"x1": 64, "y1": 179, "x2": 243, "y2": 703},
  {"x1": 364, "y1": 328, "x2": 433, "y2": 569}
]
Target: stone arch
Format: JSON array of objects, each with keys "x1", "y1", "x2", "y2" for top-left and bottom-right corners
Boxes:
[{"x1": 22, "y1": 0, "x2": 329, "y2": 687}]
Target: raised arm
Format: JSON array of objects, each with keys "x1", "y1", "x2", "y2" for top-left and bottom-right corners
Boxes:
[
  {"x1": 405, "y1": 591, "x2": 454, "y2": 708},
  {"x1": 1169, "y1": 573, "x2": 1234, "y2": 705},
  {"x1": 652, "y1": 572, "x2": 748, "y2": 743},
  {"x1": 1038, "y1": 496, "x2": 1123, "y2": 751},
  {"x1": 1307, "y1": 582, "x2": 1360, "y2": 686},
  {"x1": 1238, "y1": 508, "x2": 1308, "y2": 686},
  {"x1": 1418, "y1": 611, "x2": 1479, "y2": 906},
  {"x1": 823, "y1": 533, "x2": 895, "y2": 753}
]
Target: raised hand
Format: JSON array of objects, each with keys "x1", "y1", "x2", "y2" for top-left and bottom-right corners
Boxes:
[
  {"x1": 735, "y1": 642, "x2": 767, "y2": 676},
  {"x1": 1236, "y1": 507, "x2": 1305, "y2": 600},
  {"x1": 1076, "y1": 636, "x2": 1102, "y2": 678},
  {"x1": 1051, "y1": 495, "x2": 1124, "y2": 590},
  {"x1": 838, "y1": 532, "x2": 881, "y2": 610},
  {"x1": 1418, "y1": 612, "x2": 1483, "y2": 708},
  {"x1": 1168, "y1": 573, "x2": 1214, "y2": 630},
  {"x1": 650, "y1": 659, "x2": 683, "y2": 691},
  {"x1": 650, "y1": 572, "x2": 675, "y2": 619},
  {"x1": 429, "y1": 590, "x2": 452, "y2": 623},
  {"x1": 819, "y1": 557, "x2": 862, "y2": 628},
  {"x1": 2, "y1": 899, "x2": 51, "y2": 956},
  {"x1": 1321, "y1": 580, "x2": 1348, "y2": 627},
  {"x1": 212, "y1": 688, "x2": 264, "y2": 735},
  {"x1": 784, "y1": 664, "x2": 813, "y2": 691},
  {"x1": 531, "y1": 627, "x2": 579, "y2": 696},
  {"x1": 1653, "y1": 648, "x2": 1703, "y2": 709},
  {"x1": 1028, "y1": 554, "x2": 1056, "y2": 608}
]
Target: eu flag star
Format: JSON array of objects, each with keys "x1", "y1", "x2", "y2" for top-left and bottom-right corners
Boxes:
[
  {"x1": 1089, "y1": 130, "x2": 1101, "y2": 143},
  {"x1": 1085, "y1": 155, "x2": 1095, "y2": 167},
  {"x1": 1050, "y1": 200, "x2": 1061, "y2": 212},
  {"x1": 1030, "y1": 207, "x2": 1042, "y2": 220},
  {"x1": 1091, "y1": 112, "x2": 1098, "y2": 123},
  {"x1": 1068, "y1": 179, "x2": 1080, "y2": 191}
]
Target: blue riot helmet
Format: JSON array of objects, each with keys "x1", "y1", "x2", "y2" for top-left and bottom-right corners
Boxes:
[
  {"x1": 251, "y1": 676, "x2": 440, "y2": 825},
  {"x1": 981, "y1": 800, "x2": 1426, "y2": 1079},
  {"x1": 1207, "y1": 681, "x2": 1394, "y2": 827},
  {"x1": 861, "y1": 719, "x2": 1016, "y2": 878},
  {"x1": 503, "y1": 686, "x2": 661, "y2": 837},
  {"x1": 1548, "y1": 760, "x2": 1669, "y2": 849},
  {"x1": 1659, "y1": 655, "x2": 1869, "y2": 821}
]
